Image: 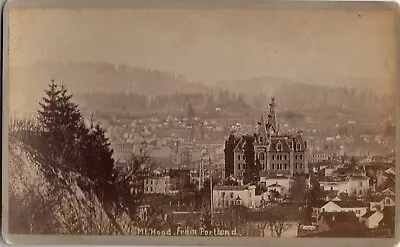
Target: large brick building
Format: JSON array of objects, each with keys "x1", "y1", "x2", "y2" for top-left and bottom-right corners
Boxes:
[{"x1": 225, "y1": 98, "x2": 309, "y2": 178}]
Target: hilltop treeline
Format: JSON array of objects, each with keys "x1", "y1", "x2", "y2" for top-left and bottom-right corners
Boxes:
[
  {"x1": 74, "y1": 90, "x2": 250, "y2": 116},
  {"x1": 74, "y1": 83, "x2": 395, "y2": 119}
]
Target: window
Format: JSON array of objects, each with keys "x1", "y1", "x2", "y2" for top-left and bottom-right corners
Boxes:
[
  {"x1": 296, "y1": 143, "x2": 301, "y2": 151},
  {"x1": 260, "y1": 153, "x2": 265, "y2": 160},
  {"x1": 295, "y1": 155, "x2": 298, "y2": 159},
  {"x1": 285, "y1": 155, "x2": 287, "y2": 160},
  {"x1": 285, "y1": 164, "x2": 287, "y2": 170},
  {"x1": 359, "y1": 182, "x2": 362, "y2": 186},
  {"x1": 272, "y1": 164, "x2": 275, "y2": 169},
  {"x1": 230, "y1": 192, "x2": 234, "y2": 198},
  {"x1": 277, "y1": 143, "x2": 282, "y2": 152},
  {"x1": 331, "y1": 187, "x2": 333, "y2": 191},
  {"x1": 295, "y1": 163, "x2": 298, "y2": 169},
  {"x1": 244, "y1": 164, "x2": 247, "y2": 169},
  {"x1": 238, "y1": 155, "x2": 241, "y2": 160},
  {"x1": 300, "y1": 155, "x2": 303, "y2": 159},
  {"x1": 221, "y1": 192, "x2": 225, "y2": 198},
  {"x1": 272, "y1": 155, "x2": 275, "y2": 160},
  {"x1": 238, "y1": 164, "x2": 241, "y2": 170}
]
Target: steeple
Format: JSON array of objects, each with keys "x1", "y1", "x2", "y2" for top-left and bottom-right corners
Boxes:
[{"x1": 267, "y1": 97, "x2": 278, "y2": 134}]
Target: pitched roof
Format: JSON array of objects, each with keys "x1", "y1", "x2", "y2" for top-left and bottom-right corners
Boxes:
[
  {"x1": 233, "y1": 137, "x2": 245, "y2": 152},
  {"x1": 214, "y1": 185, "x2": 248, "y2": 191},
  {"x1": 333, "y1": 200, "x2": 367, "y2": 208},
  {"x1": 269, "y1": 138, "x2": 291, "y2": 152},
  {"x1": 311, "y1": 200, "x2": 328, "y2": 208},
  {"x1": 320, "y1": 211, "x2": 359, "y2": 226},
  {"x1": 362, "y1": 211, "x2": 378, "y2": 218},
  {"x1": 370, "y1": 195, "x2": 387, "y2": 202},
  {"x1": 267, "y1": 183, "x2": 283, "y2": 188}
]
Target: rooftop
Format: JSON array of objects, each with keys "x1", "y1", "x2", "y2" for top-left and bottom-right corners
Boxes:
[
  {"x1": 213, "y1": 185, "x2": 249, "y2": 191},
  {"x1": 319, "y1": 211, "x2": 359, "y2": 226},
  {"x1": 362, "y1": 211, "x2": 380, "y2": 218},
  {"x1": 333, "y1": 200, "x2": 367, "y2": 208}
]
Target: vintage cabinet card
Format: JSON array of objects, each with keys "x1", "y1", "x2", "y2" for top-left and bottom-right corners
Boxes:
[{"x1": 2, "y1": 0, "x2": 399, "y2": 246}]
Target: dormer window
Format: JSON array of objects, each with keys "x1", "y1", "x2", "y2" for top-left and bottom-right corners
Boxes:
[
  {"x1": 296, "y1": 142, "x2": 301, "y2": 151},
  {"x1": 259, "y1": 136, "x2": 264, "y2": 143},
  {"x1": 277, "y1": 143, "x2": 282, "y2": 152}
]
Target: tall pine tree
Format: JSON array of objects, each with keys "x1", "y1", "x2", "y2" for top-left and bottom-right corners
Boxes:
[{"x1": 37, "y1": 80, "x2": 82, "y2": 168}]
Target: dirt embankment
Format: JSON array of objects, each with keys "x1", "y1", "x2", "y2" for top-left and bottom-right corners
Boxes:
[{"x1": 7, "y1": 139, "x2": 133, "y2": 235}]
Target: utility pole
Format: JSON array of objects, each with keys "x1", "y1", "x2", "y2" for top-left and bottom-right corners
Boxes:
[
  {"x1": 199, "y1": 158, "x2": 205, "y2": 190},
  {"x1": 209, "y1": 157, "x2": 213, "y2": 226}
]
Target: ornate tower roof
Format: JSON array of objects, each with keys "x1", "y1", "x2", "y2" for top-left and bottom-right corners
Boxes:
[{"x1": 266, "y1": 97, "x2": 279, "y2": 135}]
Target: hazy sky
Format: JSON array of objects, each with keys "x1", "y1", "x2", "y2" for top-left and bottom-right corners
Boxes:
[{"x1": 8, "y1": 8, "x2": 396, "y2": 86}]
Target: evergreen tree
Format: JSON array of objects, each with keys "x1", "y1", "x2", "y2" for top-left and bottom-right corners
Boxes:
[
  {"x1": 37, "y1": 80, "x2": 117, "y2": 208},
  {"x1": 37, "y1": 80, "x2": 82, "y2": 168}
]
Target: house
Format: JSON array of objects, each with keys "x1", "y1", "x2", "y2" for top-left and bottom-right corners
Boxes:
[
  {"x1": 317, "y1": 211, "x2": 360, "y2": 232},
  {"x1": 369, "y1": 195, "x2": 395, "y2": 211},
  {"x1": 266, "y1": 183, "x2": 285, "y2": 196},
  {"x1": 381, "y1": 186, "x2": 395, "y2": 196},
  {"x1": 307, "y1": 211, "x2": 369, "y2": 237},
  {"x1": 319, "y1": 175, "x2": 369, "y2": 197},
  {"x1": 144, "y1": 176, "x2": 171, "y2": 194},
  {"x1": 213, "y1": 185, "x2": 272, "y2": 209},
  {"x1": 259, "y1": 173, "x2": 292, "y2": 194},
  {"x1": 360, "y1": 211, "x2": 384, "y2": 228},
  {"x1": 311, "y1": 200, "x2": 368, "y2": 221}
]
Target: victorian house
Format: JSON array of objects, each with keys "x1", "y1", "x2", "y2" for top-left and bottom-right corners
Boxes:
[{"x1": 225, "y1": 98, "x2": 309, "y2": 179}]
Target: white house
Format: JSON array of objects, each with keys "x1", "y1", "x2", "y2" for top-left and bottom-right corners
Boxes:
[
  {"x1": 361, "y1": 211, "x2": 384, "y2": 228},
  {"x1": 380, "y1": 187, "x2": 395, "y2": 196},
  {"x1": 213, "y1": 185, "x2": 271, "y2": 209},
  {"x1": 259, "y1": 175, "x2": 292, "y2": 194},
  {"x1": 319, "y1": 176, "x2": 369, "y2": 197},
  {"x1": 266, "y1": 183, "x2": 286, "y2": 196},
  {"x1": 311, "y1": 200, "x2": 368, "y2": 220},
  {"x1": 370, "y1": 195, "x2": 395, "y2": 211},
  {"x1": 144, "y1": 176, "x2": 171, "y2": 194}
]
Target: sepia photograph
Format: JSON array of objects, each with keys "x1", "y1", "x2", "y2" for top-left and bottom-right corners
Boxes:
[{"x1": 2, "y1": 0, "x2": 399, "y2": 244}]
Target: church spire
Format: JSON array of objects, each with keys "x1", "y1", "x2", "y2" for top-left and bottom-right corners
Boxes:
[{"x1": 267, "y1": 97, "x2": 278, "y2": 134}]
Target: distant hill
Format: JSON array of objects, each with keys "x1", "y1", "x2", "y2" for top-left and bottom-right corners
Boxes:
[
  {"x1": 9, "y1": 62, "x2": 211, "y2": 115},
  {"x1": 213, "y1": 76, "x2": 297, "y2": 95}
]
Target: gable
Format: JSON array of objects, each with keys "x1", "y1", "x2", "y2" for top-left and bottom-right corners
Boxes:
[{"x1": 322, "y1": 201, "x2": 342, "y2": 211}]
